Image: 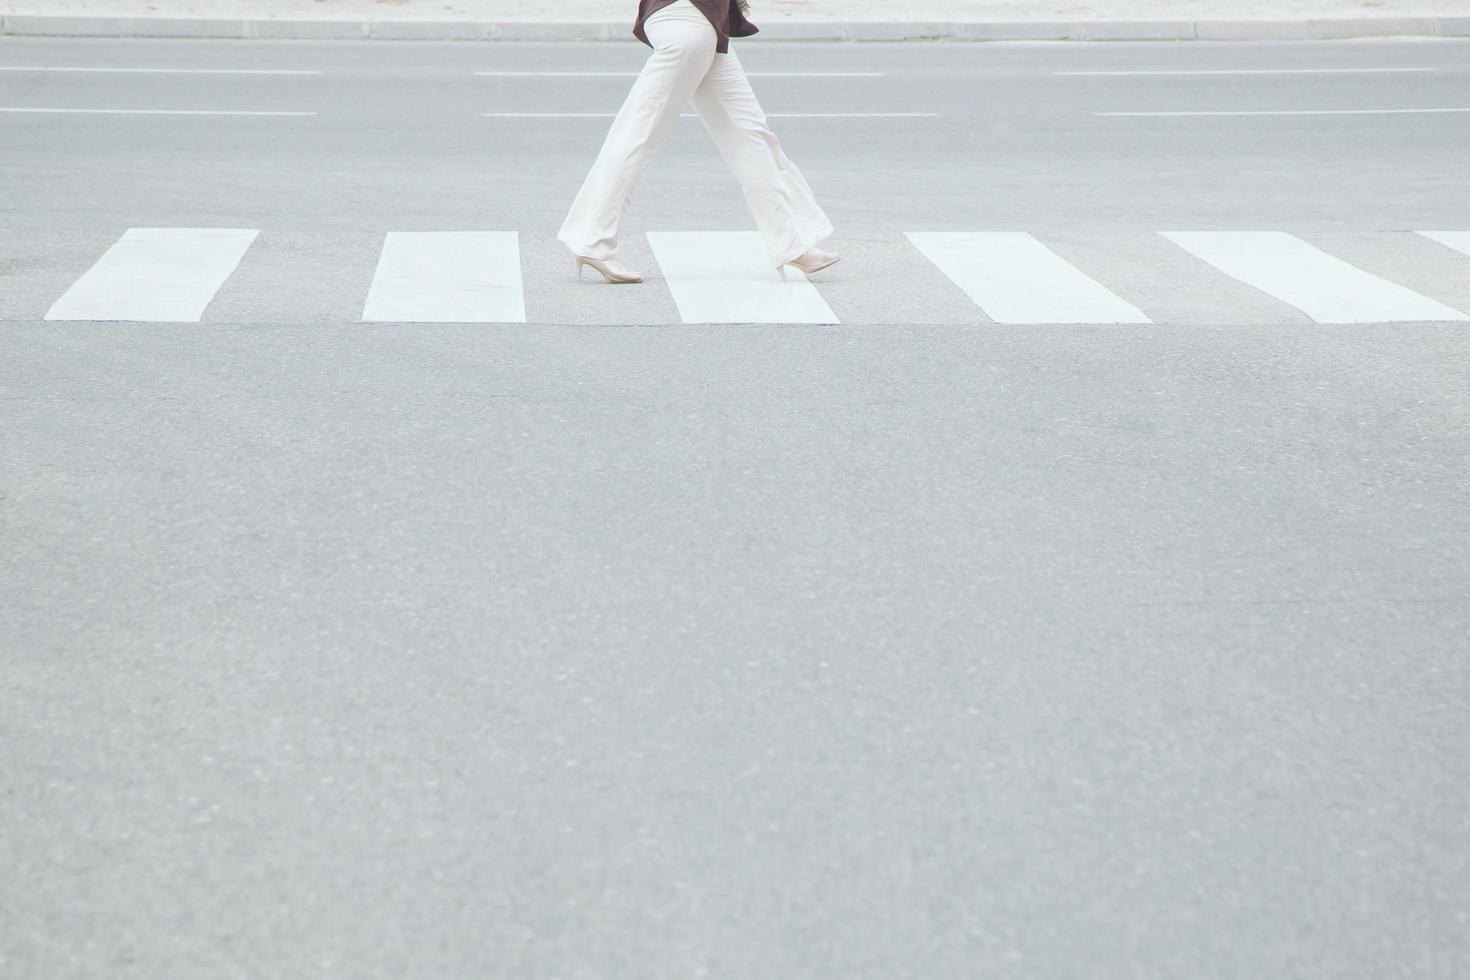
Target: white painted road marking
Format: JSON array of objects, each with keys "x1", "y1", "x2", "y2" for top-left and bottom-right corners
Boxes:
[
  {"x1": 1419, "y1": 231, "x2": 1470, "y2": 258},
  {"x1": 1162, "y1": 231, "x2": 1469, "y2": 323},
  {"x1": 765, "y1": 113, "x2": 937, "y2": 117},
  {"x1": 474, "y1": 71, "x2": 884, "y2": 77},
  {"x1": 362, "y1": 232, "x2": 526, "y2": 323},
  {"x1": 1097, "y1": 107, "x2": 1470, "y2": 117},
  {"x1": 0, "y1": 107, "x2": 315, "y2": 116},
  {"x1": 905, "y1": 232, "x2": 1151, "y2": 324},
  {"x1": 45, "y1": 227, "x2": 258, "y2": 322},
  {"x1": 1057, "y1": 68, "x2": 1437, "y2": 76},
  {"x1": 27, "y1": 227, "x2": 1470, "y2": 327},
  {"x1": 0, "y1": 66, "x2": 321, "y2": 74},
  {"x1": 483, "y1": 112, "x2": 935, "y2": 118},
  {"x1": 646, "y1": 231, "x2": 840, "y2": 325},
  {"x1": 475, "y1": 71, "x2": 641, "y2": 76}
]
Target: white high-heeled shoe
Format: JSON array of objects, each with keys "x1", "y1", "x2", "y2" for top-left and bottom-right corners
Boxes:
[
  {"x1": 777, "y1": 247, "x2": 840, "y2": 282},
  {"x1": 575, "y1": 255, "x2": 643, "y2": 284}
]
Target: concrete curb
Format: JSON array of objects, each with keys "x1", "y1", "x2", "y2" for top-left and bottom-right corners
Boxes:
[{"x1": 1, "y1": 13, "x2": 1468, "y2": 41}]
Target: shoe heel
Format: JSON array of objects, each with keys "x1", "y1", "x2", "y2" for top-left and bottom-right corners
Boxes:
[
  {"x1": 776, "y1": 264, "x2": 787, "y2": 282},
  {"x1": 573, "y1": 254, "x2": 641, "y2": 284}
]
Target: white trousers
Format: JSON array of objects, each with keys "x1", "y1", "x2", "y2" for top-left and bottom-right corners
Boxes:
[{"x1": 556, "y1": 0, "x2": 834, "y2": 269}]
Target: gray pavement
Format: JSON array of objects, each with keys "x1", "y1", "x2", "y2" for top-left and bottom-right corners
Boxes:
[
  {"x1": 5, "y1": 0, "x2": 1470, "y2": 41},
  {"x1": 2, "y1": 36, "x2": 1469, "y2": 978}
]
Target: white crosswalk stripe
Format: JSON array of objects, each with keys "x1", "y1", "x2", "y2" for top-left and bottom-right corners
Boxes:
[
  {"x1": 362, "y1": 231, "x2": 526, "y2": 323},
  {"x1": 15, "y1": 227, "x2": 1470, "y2": 327},
  {"x1": 905, "y1": 232, "x2": 1152, "y2": 324},
  {"x1": 1419, "y1": 230, "x2": 1470, "y2": 259},
  {"x1": 44, "y1": 227, "x2": 258, "y2": 322},
  {"x1": 1162, "y1": 231, "x2": 1470, "y2": 324},
  {"x1": 645, "y1": 231, "x2": 841, "y2": 324}
]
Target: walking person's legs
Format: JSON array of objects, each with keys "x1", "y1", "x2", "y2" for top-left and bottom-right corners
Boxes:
[
  {"x1": 556, "y1": 1, "x2": 717, "y2": 275},
  {"x1": 689, "y1": 48, "x2": 837, "y2": 272}
]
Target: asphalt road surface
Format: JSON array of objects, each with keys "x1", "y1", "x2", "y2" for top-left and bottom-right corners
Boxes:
[{"x1": 2, "y1": 35, "x2": 1468, "y2": 978}]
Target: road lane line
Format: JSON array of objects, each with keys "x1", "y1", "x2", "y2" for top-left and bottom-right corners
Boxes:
[
  {"x1": 904, "y1": 232, "x2": 1150, "y2": 324},
  {"x1": 482, "y1": 112, "x2": 935, "y2": 118},
  {"x1": 0, "y1": 66, "x2": 320, "y2": 74},
  {"x1": 1096, "y1": 107, "x2": 1470, "y2": 117},
  {"x1": 1419, "y1": 231, "x2": 1470, "y2": 258},
  {"x1": 765, "y1": 112, "x2": 936, "y2": 117},
  {"x1": 45, "y1": 228, "x2": 257, "y2": 322},
  {"x1": 0, "y1": 107, "x2": 315, "y2": 116},
  {"x1": 475, "y1": 71, "x2": 640, "y2": 76},
  {"x1": 362, "y1": 232, "x2": 525, "y2": 323},
  {"x1": 1058, "y1": 68, "x2": 1437, "y2": 76},
  {"x1": 646, "y1": 231, "x2": 840, "y2": 324},
  {"x1": 474, "y1": 71, "x2": 884, "y2": 77},
  {"x1": 1162, "y1": 231, "x2": 1469, "y2": 323}
]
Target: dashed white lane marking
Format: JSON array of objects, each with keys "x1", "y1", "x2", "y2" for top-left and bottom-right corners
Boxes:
[
  {"x1": 1096, "y1": 107, "x2": 1470, "y2": 117},
  {"x1": 482, "y1": 112, "x2": 935, "y2": 118},
  {"x1": 0, "y1": 66, "x2": 320, "y2": 74},
  {"x1": 904, "y1": 232, "x2": 1151, "y2": 324},
  {"x1": 362, "y1": 232, "x2": 526, "y2": 323},
  {"x1": 1419, "y1": 231, "x2": 1470, "y2": 258},
  {"x1": 0, "y1": 107, "x2": 315, "y2": 116},
  {"x1": 45, "y1": 227, "x2": 258, "y2": 322},
  {"x1": 473, "y1": 71, "x2": 884, "y2": 77},
  {"x1": 646, "y1": 231, "x2": 840, "y2": 325},
  {"x1": 475, "y1": 71, "x2": 636, "y2": 76},
  {"x1": 1057, "y1": 68, "x2": 1437, "y2": 76},
  {"x1": 1162, "y1": 231, "x2": 1470, "y2": 323},
  {"x1": 764, "y1": 113, "x2": 937, "y2": 117}
]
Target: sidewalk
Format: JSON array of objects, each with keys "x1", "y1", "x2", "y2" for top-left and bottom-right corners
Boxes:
[{"x1": 3, "y1": 0, "x2": 1469, "y2": 40}]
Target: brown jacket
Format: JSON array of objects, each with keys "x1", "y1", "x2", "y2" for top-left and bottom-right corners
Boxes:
[{"x1": 634, "y1": 0, "x2": 759, "y2": 54}]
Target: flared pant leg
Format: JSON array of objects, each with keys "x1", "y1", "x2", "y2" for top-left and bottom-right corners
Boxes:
[
  {"x1": 555, "y1": 4, "x2": 716, "y2": 261},
  {"x1": 689, "y1": 48, "x2": 835, "y2": 268}
]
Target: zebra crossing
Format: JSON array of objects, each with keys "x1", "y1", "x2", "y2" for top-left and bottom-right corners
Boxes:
[
  {"x1": 647, "y1": 231, "x2": 839, "y2": 324},
  {"x1": 44, "y1": 227, "x2": 260, "y2": 323},
  {"x1": 362, "y1": 231, "x2": 526, "y2": 323},
  {"x1": 1161, "y1": 231, "x2": 1468, "y2": 324},
  {"x1": 8, "y1": 226, "x2": 1470, "y2": 326},
  {"x1": 905, "y1": 232, "x2": 1153, "y2": 324}
]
